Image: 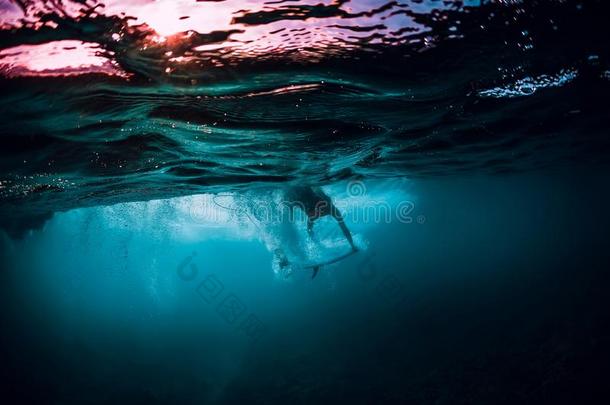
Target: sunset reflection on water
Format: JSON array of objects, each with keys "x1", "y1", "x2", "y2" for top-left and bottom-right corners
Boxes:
[{"x1": 0, "y1": 0, "x2": 469, "y2": 77}]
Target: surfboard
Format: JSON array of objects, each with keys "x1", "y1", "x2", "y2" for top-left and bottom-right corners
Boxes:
[
  {"x1": 302, "y1": 249, "x2": 359, "y2": 278},
  {"x1": 302, "y1": 249, "x2": 358, "y2": 269}
]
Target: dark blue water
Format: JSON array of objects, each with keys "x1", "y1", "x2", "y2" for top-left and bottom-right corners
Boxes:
[{"x1": 1, "y1": 1, "x2": 610, "y2": 404}]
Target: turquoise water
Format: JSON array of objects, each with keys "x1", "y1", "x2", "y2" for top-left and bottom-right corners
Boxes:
[
  {"x1": 2, "y1": 0, "x2": 610, "y2": 403},
  {"x1": 2, "y1": 169, "x2": 610, "y2": 403}
]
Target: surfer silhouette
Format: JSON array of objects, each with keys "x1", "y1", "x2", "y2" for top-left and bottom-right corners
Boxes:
[{"x1": 285, "y1": 186, "x2": 357, "y2": 278}]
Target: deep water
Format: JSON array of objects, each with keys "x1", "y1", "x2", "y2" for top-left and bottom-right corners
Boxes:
[
  {"x1": 2, "y1": 0, "x2": 610, "y2": 404},
  {"x1": 2, "y1": 169, "x2": 610, "y2": 404}
]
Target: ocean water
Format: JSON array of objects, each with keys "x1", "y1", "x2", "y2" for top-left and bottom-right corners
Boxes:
[{"x1": 1, "y1": 1, "x2": 610, "y2": 404}]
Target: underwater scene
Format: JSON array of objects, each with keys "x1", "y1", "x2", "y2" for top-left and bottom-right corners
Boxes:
[{"x1": 1, "y1": 0, "x2": 610, "y2": 403}]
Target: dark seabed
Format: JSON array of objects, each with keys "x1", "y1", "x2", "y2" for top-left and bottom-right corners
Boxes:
[{"x1": 1, "y1": 1, "x2": 610, "y2": 404}]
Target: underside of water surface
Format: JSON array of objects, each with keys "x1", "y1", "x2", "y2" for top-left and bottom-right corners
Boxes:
[{"x1": 1, "y1": 1, "x2": 610, "y2": 404}]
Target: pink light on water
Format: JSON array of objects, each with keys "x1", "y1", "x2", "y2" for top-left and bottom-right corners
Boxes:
[
  {"x1": 104, "y1": 0, "x2": 236, "y2": 37},
  {"x1": 0, "y1": 0, "x2": 461, "y2": 78},
  {"x1": 0, "y1": 40, "x2": 125, "y2": 77}
]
